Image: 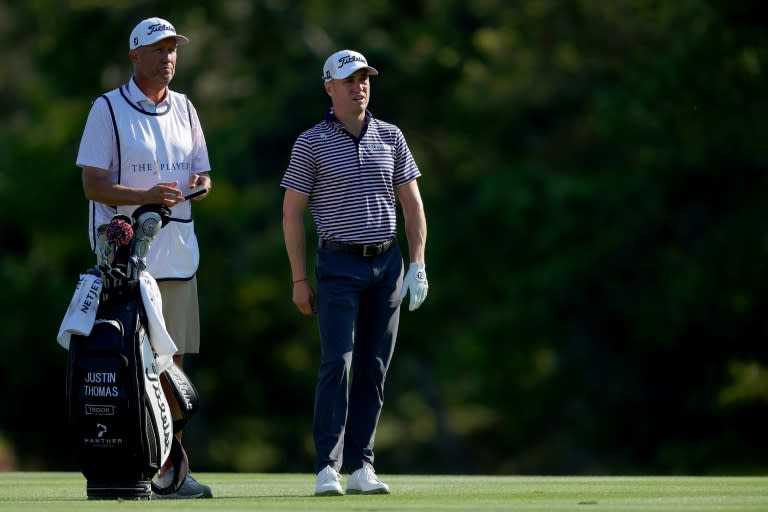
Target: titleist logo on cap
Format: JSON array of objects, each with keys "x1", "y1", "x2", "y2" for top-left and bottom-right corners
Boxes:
[
  {"x1": 336, "y1": 54, "x2": 367, "y2": 69},
  {"x1": 146, "y1": 22, "x2": 176, "y2": 35}
]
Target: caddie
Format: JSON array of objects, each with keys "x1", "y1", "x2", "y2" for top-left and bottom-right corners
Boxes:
[{"x1": 75, "y1": 16, "x2": 212, "y2": 500}]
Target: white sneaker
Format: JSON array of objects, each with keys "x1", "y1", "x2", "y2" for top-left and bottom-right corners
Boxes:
[
  {"x1": 347, "y1": 464, "x2": 390, "y2": 495},
  {"x1": 314, "y1": 466, "x2": 344, "y2": 496}
]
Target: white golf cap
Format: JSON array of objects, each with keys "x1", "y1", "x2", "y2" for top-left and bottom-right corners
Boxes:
[
  {"x1": 129, "y1": 17, "x2": 189, "y2": 50},
  {"x1": 322, "y1": 50, "x2": 379, "y2": 82}
]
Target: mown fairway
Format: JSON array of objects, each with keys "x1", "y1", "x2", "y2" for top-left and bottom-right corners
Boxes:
[{"x1": 1, "y1": 473, "x2": 766, "y2": 511}]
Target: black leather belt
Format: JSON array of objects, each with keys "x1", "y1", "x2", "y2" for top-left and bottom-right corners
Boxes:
[{"x1": 318, "y1": 237, "x2": 395, "y2": 257}]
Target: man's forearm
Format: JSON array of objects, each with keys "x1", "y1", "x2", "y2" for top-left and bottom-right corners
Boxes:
[
  {"x1": 283, "y1": 215, "x2": 308, "y2": 280},
  {"x1": 404, "y1": 213, "x2": 427, "y2": 264}
]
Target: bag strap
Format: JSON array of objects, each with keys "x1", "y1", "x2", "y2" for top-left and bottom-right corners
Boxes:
[{"x1": 150, "y1": 436, "x2": 189, "y2": 495}]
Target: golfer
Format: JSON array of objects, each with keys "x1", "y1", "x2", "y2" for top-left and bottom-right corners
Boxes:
[{"x1": 281, "y1": 49, "x2": 429, "y2": 496}]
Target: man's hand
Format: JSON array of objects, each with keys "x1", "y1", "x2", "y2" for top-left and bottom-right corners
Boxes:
[
  {"x1": 400, "y1": 262, "x2": 428, "y2": 311},
  {"x1": 147, "y1": 181, "x2": 183, "y2": 206},
  {"x1": 292, "y1": 279, "x2": 316, "y2": 315}
]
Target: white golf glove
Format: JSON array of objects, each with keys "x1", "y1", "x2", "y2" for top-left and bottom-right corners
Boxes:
[{"x1": 400, "y1": 262, "x2": 428, "y2": 311}]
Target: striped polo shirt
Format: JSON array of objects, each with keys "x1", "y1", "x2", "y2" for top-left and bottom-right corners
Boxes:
[{"x1": 281, "y1": 109, "x2": 421, "y2": 244}]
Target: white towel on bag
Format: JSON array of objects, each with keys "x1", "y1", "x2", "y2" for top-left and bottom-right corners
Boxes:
[
  {"x1": 138, "y1": 271, "x2": 177, "y2": 373},
  {"x1": 57, "y1": 271, "x2": 177, "y2": 373},
  {"x1": 56, "y1": 272, "x2": 102, "y2": 350}
]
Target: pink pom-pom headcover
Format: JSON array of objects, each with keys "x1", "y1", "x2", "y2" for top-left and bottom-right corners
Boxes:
[{"x1": 106, "y1": 218, "x2": 134, "y2": 247}]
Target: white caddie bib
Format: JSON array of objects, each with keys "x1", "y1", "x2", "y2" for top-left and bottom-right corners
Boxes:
[{"x1": 89, "y1": 88, "x2": 200, "y2": 279}]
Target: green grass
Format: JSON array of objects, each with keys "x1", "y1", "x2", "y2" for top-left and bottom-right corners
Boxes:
[{"x1": 0, "y1": 473, "x2": 767, "y2": 511}]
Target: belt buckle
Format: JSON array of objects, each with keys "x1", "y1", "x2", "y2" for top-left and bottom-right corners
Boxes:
[{"x1": 362, "y1": 243, "x2": 377, "y2": 257}]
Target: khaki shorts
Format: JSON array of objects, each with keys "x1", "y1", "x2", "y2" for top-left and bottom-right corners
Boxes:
[{"x1": 157, "y1": 277, "x2": 200, "y2": 355}]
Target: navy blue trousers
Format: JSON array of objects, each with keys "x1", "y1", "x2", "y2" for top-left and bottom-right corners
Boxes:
[{"x1": 313, "y1": 242, "x2": 403, "y2": 474}]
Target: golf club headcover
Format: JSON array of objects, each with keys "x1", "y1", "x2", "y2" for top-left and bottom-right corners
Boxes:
[
  {"x1": 106, "y1": 215, "x2": 134, "y2": 269},
  {"x1": 150, "y1": 436, "x2": 189, "y2": 496},
  {"x1": 161, "y1": 364, "x2": 200, "y2": 433},
  {"x1": 131, "y1": 210, "x2": 162, "y2": 264},
  {"x1": 131, "y1": 203, "x2": 172, "y2": 228},
  {"x1": 106, "y1": 215, "x2": 134, "y2": 247}
]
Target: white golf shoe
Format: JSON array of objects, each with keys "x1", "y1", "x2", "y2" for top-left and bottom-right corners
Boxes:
[
  {"x1": 346, "y1": 464, "x2": 390, "y2": 495},
  {"x1": 314, "y1": 466, "x2": 344, "y2": 496}
]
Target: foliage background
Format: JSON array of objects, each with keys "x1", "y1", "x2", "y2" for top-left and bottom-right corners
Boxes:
[{"x1": 1, "y1": 0, "x2": 766, "y2": 474}]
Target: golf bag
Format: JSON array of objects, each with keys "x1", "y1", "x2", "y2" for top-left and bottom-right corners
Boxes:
[
  {"x1": 66, "y1": 279, "x2": 171, "y2": 499},
  {"x1": 63, "y1": 204, "x2": 196, "y2": 500}
]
